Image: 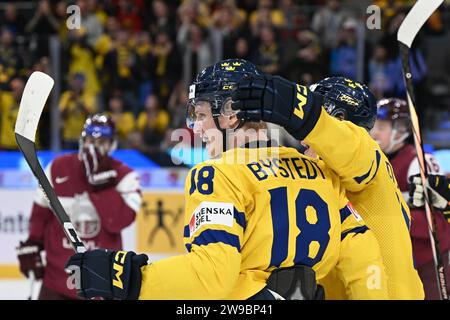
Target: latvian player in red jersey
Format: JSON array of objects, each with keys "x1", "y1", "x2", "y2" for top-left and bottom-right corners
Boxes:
[
  {"x1": 370, "y1": 98, "x2": 450, "y2": 299},
  {"x1": 16, "y1": 113, "x2": 142, "y2": 299}
]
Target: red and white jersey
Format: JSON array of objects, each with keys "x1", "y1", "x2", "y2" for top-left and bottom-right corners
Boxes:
[
  {"x1": 389, "y1": 144, "x2": 450, "y2": 267},
  {"x1": 28, "y1": 153, "x2": 141, "y2": 298}
]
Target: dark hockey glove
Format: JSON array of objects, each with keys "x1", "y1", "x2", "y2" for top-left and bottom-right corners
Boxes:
[
  {"x1": 16, "y1": 239, "x2": 45, "y2": 279},
  {"x1": 230, "y1": 74, "x2": 323, "y2": 140},
  {"x1": 65, "y1": 249, "x2": 148, "y2": 300},
  {"x1": 409, "y1": 174, "x2": 450, "y2": 222},
  {"x1": 80, "y1": 144, "x2": 118, "y2": 190}
]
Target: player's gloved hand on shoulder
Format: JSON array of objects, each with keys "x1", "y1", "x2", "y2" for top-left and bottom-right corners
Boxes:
[
  {"x1": 16, "y1": 239, "x2": 45, "y2": 279},
  {"x1": 65, "y1": 249, "x2": 148, "y2": 300},
  {"x1": 409, "y1": 174, "x2": 450, "y2": 221},
  {"x1": 80, "y1": 144, "x2": 117, "y2": 190},
  {"x1": 230, "y1": 73, "x2": 324, "y2": 140}
]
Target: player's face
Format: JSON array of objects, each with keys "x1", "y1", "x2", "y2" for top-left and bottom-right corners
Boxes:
[
  {"x1": 370, "y1": 119, "x2": 392, "y2": 152},
  {"x1": 83, "y1": 136, "x2": 113, "y2": 155},
  {"x1": 192, "y1": 101, "x2": 239, "y2": 158},
  {"x1": 193, "y1": 101, "x2": 222, "y2": 158}
]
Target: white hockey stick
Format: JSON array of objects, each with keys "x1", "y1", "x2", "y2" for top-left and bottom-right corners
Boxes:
[
  {"x1": 15, "y1": 72, "x2": 86, "y2": 254},
  {"x1": 27, "y1": 271, "x2": 35, "y2": 300},
  {"x1": 398, "y1": 0, "x2": 448, "y2": 300}
]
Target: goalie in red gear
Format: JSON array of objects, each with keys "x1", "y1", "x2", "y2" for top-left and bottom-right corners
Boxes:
[
  {"x1": 17, "y1": 113, "x2": 142, "y2": 299},
  {"x1": 370, "y1": 98, "x2": 450, "y2": 300}
]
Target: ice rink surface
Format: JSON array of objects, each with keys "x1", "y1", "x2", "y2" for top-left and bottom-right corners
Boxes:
[
  {"x1": 0, "y1": 252, "x2": 170, "y2": 300},
  {"x1": 0, "y1": 279, "x2": 42, "y2": 300}
]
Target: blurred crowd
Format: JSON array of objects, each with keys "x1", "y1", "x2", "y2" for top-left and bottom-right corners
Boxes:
[{"x1": 0, "y1": 0, "x2": 449, "y2": 165}]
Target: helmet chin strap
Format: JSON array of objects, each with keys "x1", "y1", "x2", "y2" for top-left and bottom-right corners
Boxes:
[
  {"x1": 213, "y1": 116, "x2": 245, "y2": 153},
  {"x1": 384, "y1": 128, "x2": 410, "y2": 154}
]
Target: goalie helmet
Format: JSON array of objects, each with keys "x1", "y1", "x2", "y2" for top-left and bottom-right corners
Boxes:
[
  {"x1": 186, "y1": 59, "x2": 263, "y2": 130},
  {"x1": 310, "y1": 77, "x2": 377, "y2": 131},
  {"x1": 79, "y1": 113, "x2": 118, "y2": 156}
]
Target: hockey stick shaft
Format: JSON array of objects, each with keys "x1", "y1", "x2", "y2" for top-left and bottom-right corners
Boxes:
[
  {"x1": 16, "y1": 134, "x2": 86, "y2": 254},
  {"x1": 15, "y1": 72, "x2": 85, "y2": 254},
  {"x1": 399, "y1": 43, "x2": 448, "y2": 300},
  {"x1": 27, "y1": 271, "x2": 35, "y2": 300}
]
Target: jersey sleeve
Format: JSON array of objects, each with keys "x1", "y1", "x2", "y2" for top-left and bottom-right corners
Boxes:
[
  {"x1": 320, "y1": 201, "x2": 389, "y2": 299},
  {"x1": 139, "y1": 163, "x2": 245, "y2": 300},
  {"x1": 304, "y1": 108, "x2": 383, "y2": 193},
  {"x1": 337, "y1": 203, "x2": 389, "y2": 299}
]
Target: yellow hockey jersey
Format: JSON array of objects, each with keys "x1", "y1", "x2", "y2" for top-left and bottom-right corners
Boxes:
[
  {"x1": 138, "y1": 145, "x2": 387, "y2": 299},
  {"x1": 304, "y1": 108, "x2": 424, "y2": 299}
]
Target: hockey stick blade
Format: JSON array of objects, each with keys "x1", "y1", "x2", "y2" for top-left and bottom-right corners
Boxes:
[
  {"x1": 397, "y1": 0, "x2": 444, "y2": 48},
  {"x1": 15, "y1": 72, "x2": 86, "y2": 254},
  {"x1": 15, "y1": 72, "x2": 54, "y2": 142}
]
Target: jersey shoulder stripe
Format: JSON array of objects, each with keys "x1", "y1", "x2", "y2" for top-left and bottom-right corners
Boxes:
[
  {"x1": 341, "y1": 226, "x2": 369, "y2": 240},
  {"x1": 187, "y1": 229, "x2": 241, "y2": 252}
]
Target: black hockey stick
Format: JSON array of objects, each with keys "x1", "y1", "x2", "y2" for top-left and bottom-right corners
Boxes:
[
  {"x1": 398, "y1": 0, "x2": 448, "y2": 300},
  {"x1": 14, "y1": 72, "x2": 86, "y2": 254}
]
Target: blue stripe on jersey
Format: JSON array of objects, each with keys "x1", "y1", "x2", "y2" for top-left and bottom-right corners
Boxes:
[
  {"x1": 339, "y1": 206, "x2": 352, "y2": 223},
  {"x1": 365, "y1": 150, "x2": 381, "y2": 185},
  {"x1": 396, "y1": 193, "x2": 411, "y2": 230},
  {"x1": 234, "y1": 209, "x2": 246, "y2": 229},
  {"x1": 185, "y1": 243, "x2": 192, "y2": 252},
  {"x1": 353, "y1": 150, "x2": 381, "y2": 184},
  {"x1": 268, "y1": 187, "x2": 289, "y2": 267},
  {"x1": 353, "y1": 161, "x2": 374, "y2": 184},
  {"x1": 191, "y1": 230, "x2": 241, "y2": 251},
  {"x1": 341, "y1": 226, "x2": 369, "y2": 240},
  {"x1": 183, "y1": 225, "x2": 190, "y2": 238}
]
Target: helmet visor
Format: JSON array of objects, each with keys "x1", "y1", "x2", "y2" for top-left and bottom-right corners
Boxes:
[{"x1": 186, "y1": 94, "x2": 234, "y2": 129}]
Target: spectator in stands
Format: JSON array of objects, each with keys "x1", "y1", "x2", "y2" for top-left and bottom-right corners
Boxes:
[
  {"x1": 137, "y1": 94, "x2": 169, "y2": 144},
  {"x1": 134, "y1": 31, "x2": 156, "y2": 106},
  {"x1": 311, "y1": 0, "x2": 349, "y2": 49},
  {"x1": 210, "y1": 1, "x2": 249, "y2": 61},
  {"x1": 165, "y1": 83, "x2": 191, "y2": 149},
  {"x1": 65, "y1": 28, "x2": 101, "y2": 96},
  {"x1": 152, "y1": 29, "x2": 181, "y2": 106},
  {"x1": 167, "y1": 83, "x2": 189, "y2": 131},
  {"x1": 252, "y1": 25, "x2": 282, "y2": 74},
  {"x1": 103, "y1": 29, "x2": 141, "y2": 115},
  {"x1": 177, "y1": 0, "x2": 211, "y2": 29},
  {"x1": 114, "y1": 0, "x2": 145, "y2": 33},
  {"x1": 249, "y1": 0, "x2": 285, "y2": 36},
  {"x1": 149, "y1": 0, "x2": 176, "y2": 38},
  {"x1": 94, "y1": 16, "x2": 120, "y2": 75},
  {"x1": 232, "y1": 36, "x2": 251, "y2": 61},
  {"x1": 278, "y1": 0, "x2": 307, "y2": 40},
  {"x1": 368, "y1": 44, "x2": 396, "y2": 99},
  {"x1": 177, "y1": 21, "x2": 214, "y2": 88},
  {"x1": 1, "y1": 3, "x2": 26, "y2": 36},
  {"x1": 107, "y1": 95, "x2": 135, "y2": 147},
  {"x1": 281, "y1": 29, "x2": 325, "y2": 84},
  {"x1": 0, "y1": 28, "x2": 23, "y2": 88},
  {"x1": 130, "y1": 94, "x2": 172, "y2": 165},
  {"x1": 76, "y1": 0, "x2": 104, "y2": 47},
  {"x1": 59, "y1": 73, "x2": 96, "y2": 149},
  {"x1": 0, "y1": 77, "x2": 25, "y2": 150},
  {"x1": 329, "y1": 18, "x2": 360, "y2": 80},
  {"x1": 25, "y1": 0, "x2": 59, "y2": 57}
]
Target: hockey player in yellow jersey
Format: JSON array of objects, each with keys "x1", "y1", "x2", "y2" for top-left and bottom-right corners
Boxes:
[
  {"x1": 65, "y1": 60, "x2": 388, "y2": 300},
  {"x1": 230, "y1": 74, "x2": 424, "y2": 299}
]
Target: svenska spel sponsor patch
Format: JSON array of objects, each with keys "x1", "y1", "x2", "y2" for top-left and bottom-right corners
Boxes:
[{"x1": 189, "y1": 202, "x2": 234, "y2": 237}]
